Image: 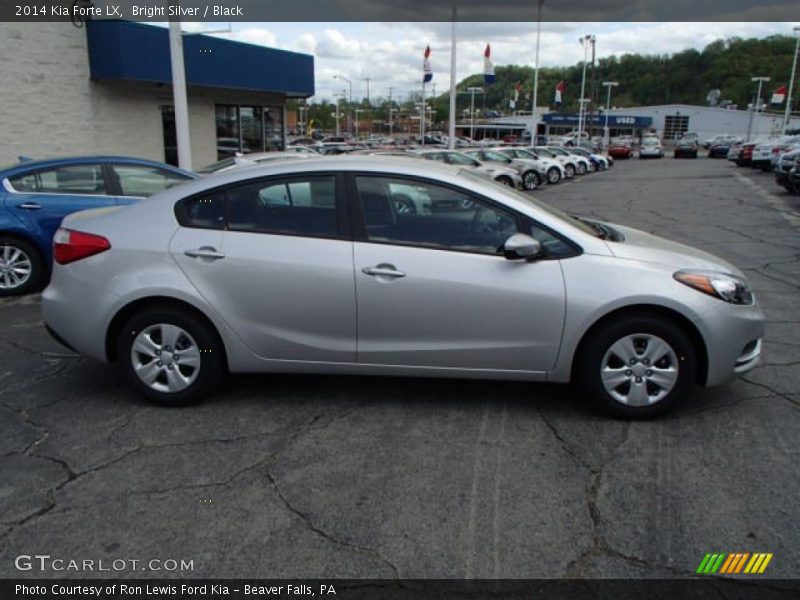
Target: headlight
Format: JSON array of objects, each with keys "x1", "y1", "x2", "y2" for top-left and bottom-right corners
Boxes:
[{"x1": 674, "y1": 270, "x2": 754, "y2": 305}]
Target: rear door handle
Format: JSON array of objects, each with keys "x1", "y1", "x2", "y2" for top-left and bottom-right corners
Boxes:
[
  {"x1": 362, "y1": 265, "x2": 406, "y2": 278},
  {"x1": 184, "y1": 247, "x2": 225, "y2": 260},
  {"x1": 17, "y1": 202, "x2": 42, "y2": 210}
]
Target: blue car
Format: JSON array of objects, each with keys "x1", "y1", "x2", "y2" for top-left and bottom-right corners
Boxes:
[{"x1": 0, "y1": 156, "x2": 195, "y2": 296}]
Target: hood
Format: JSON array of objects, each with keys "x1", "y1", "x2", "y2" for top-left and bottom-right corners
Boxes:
[{"x1": 604, "y1": 223, "x2": 744, "y2": 276}]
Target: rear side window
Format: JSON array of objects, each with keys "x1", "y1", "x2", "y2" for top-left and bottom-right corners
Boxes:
[
  {"x1": 175, "y1": 191, "x2": 225, "y2": 230},
  {"x1": 226, "y1": 176, "x2": 338, "y2": 237},
  {"x1": 8, "y1": 164, "x2": 107, "y2": 195},
  {"x1": 111, "y1": 165, "x2": 188, "y2": 197}
]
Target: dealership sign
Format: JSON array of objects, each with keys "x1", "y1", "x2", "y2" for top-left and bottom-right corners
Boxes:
[{"x1": 543, "y1": 114, "x2": 653, "y2": 127}]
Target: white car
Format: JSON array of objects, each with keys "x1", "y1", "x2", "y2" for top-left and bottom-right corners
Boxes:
[
  {"x1": 537, "y1": 146, "x2": 592, "y2": 175},
  {"x1": 413, "y1": 149, "x2": 523, "y2": 189},
  {"x1": 752, "y1": 135, "x2": 800, "y2": 171},
  {"x1": 493, "y1": 147, "x2": 567, "y2": 185},
  {"x1": 639, "y1": 138, "x2": 664, "y2": 159},
  {"x1": 554, "y1": 131, "x2": 590, "y2": 146}
]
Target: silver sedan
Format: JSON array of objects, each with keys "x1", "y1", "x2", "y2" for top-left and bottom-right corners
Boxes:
[{"x1": 42, "y1": 157, "x2": 764, "y2": 418}]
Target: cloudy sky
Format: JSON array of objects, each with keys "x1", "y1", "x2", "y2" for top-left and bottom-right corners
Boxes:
[{"x1": 182, "y1": 21, "x2": 797, "y2": 102}]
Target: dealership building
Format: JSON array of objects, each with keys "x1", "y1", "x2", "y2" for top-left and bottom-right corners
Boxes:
[
  {"x1": 487, "y1": 103, "x2": 799, "y2": 142},
  {"x1": 0, "y1": 21, "x2": 314, "y2": 169}
]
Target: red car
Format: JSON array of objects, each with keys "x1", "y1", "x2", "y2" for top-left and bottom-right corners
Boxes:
[
  {"x1": 608, "y1": 144, "x2": 633, "y2": 159},
  {"x1": 736, "y1": 142, "x2": 756, "y2": 167}
]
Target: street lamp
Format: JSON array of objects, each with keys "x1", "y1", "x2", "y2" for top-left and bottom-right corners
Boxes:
[
  {"x1": 747, "y1": 76, "x2": 771, "y2": 140},
  {"x1": 467, "y1": 86, "x2": 484, "y2": 140},
  {"x1": 784, "y1": 26, "x2": 800, "y2": 134},
  {"x1": 333, "y1": 75, "x2": 353, "y2": 134},
  {"x1": 354, "y1": 108, "x2": 368, "y2": 138},
  {"x1": 577, "y1": 34, "x2": 595, "y2": 140},
  {"x1": 602, "y1": 81, "x2": 619, "y2": 148}
]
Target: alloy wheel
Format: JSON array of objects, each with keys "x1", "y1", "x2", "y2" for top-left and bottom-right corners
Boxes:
[{"x1": 0, "y1": 244, "x2": 33, "y2": 290}]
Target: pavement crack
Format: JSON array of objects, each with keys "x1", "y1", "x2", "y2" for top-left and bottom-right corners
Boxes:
[
  {"x1": 564, "y1": 422, "x2": 631, "y2": 578},
  {"x1": 266, "y1": 467, "x2": 401, "y2": 580},
  {"x1": 740, "y1": 378, "x2": 800, "y2": 409}
]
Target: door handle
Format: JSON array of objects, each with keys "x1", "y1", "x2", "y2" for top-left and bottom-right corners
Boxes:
[
  {"x1": 17, "y1": 203, "x2": 42, "y2": 210},
  {"x1": 184, "y1": 247, "x2": 225, "y2": 260},
  {"x1": 362, "y1": 265, "x2": 406, "y2": 278}
]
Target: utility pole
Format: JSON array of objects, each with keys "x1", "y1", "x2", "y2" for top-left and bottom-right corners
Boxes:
[
  {"x1": 448, "y1": 6, "x2": 457, "y2": 150},
  {"x1": 577, "y1": 35, "x2": 593, "y2": 140},
  {"x1": 602, "y1": 81, "x2": 618, "y2": 148},
  {"x1": 467, "y1": 86, "x2": 483, "y2": 140},
  {"x1": 363, "y1": 77, "x2": 371, "y2": 106},
  {"x1": 748, "y1": 76, "x2": 770, "y2": 140},
  {"x1": 531, "y1": 0, "x2": 544, "y2": 144},
  {"x1": 388, "y1": 87, "x2": 394, "y2": 136},
  {"x1": 587, "y1": 35, "x2": 597, "y2": 144}
]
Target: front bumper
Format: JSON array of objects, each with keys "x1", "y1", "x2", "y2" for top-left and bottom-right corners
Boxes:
[{"x1": 698, "y1": 301, "x2": 765, "y2": 387}]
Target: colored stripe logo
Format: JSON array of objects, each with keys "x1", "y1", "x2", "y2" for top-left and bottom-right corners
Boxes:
[{"x1": 697, "y1": 553, "x2": 773, "y2": 574}]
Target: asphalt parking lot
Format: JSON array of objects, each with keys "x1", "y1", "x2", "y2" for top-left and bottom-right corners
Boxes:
[{"x1": 0, "y1": 155, "x2": 798, "y2": 580}]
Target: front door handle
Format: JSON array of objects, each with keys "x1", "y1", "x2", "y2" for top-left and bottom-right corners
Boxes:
[
  {"x1": 17, "y1": 202, "x2": 42, "y2": 210},
  {"x1": 184, "y1": 247, "x2": 225, "y2": 260},
  {"x1": 362, "y1": 265, "x2": 406, "y2": 278}
]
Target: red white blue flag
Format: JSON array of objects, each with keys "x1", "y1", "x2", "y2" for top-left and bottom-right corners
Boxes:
[
  {"x1": 555, "y1": 80, "x2": 565, "y2": 105},
  {"x1": 484, "y1": 44, "x2": 495, "y2": 86},
  {"x1": 423, "y1": 45, "x2": 433, "y2": 83},
  {"x1": 771, "y1": 85, "x2": 787, "y2": 105}
]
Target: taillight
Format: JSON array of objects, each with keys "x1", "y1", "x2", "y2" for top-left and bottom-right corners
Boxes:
[{"x1": 53, "y1": 228, "x2": 111, "y2": 265}]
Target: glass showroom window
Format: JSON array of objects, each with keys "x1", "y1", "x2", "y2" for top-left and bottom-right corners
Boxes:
[{"x1": 216, "y1": 104, "x2": 285, "y2": 159}]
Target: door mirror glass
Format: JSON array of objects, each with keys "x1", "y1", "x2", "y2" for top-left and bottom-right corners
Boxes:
[{"x1": 503, "y1": 233, "x2": 541, "y2": 260}]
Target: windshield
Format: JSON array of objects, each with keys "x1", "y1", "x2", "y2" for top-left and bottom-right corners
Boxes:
[
  {"x1": 643, "y1": 139, "x2": 659, "y2": 146},
  {"x1": 457, "y1": 170, "x2": 598, "y2": 237},
  {"x1": 533, "y1": 148, "x2": 555, "y2": 158},
  {"x1": 446, "y1": 152, "x2": 479, "y2": 166},
  {"x1": 483, "y1": 151, "x2": 511, "y2": 162},
  {"x1": 515, "y1": 149, "x2": 539, "y2": 159}
]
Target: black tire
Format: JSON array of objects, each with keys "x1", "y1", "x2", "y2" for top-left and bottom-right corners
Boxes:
[
  {"x1": 496, "y1": 175, "x2": 514, "y2": 188},
  {"x1": 546, "y1": 167, "x2": 561, "y2": 184},
  {"x1": 575, "y1": 162, "x2": 587, "y2": 175},
  {"x1": 0, "y1": 236, "x2": 44, "y2": 297},
  {"x1": 564, "y1": 163, "x2": 576, "y2": 178},
  {"x1": 117, "y1": 307, "x2": 225, "y2": 406},
  {"x1": 522, "y1": 170, "x2": 540, "y2": 191},
  {"x1": 575, "y1": 314, "x2": 697, "y2": 419}
]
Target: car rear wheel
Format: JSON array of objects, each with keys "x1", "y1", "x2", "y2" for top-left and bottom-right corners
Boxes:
[
  {"x1": 0, "y1": 237, "x2": 43, "y2": 297},
  {"x1": 118, "y1": 307, "x2": 225, "y2": 405},
  {"x1": 575, "y1": 315, "x2": 696, "y2": 419},
  {"x1": 522, "y1": 170, "x2": 540, "y2": 190},
  {"x1": 546, "y1": 167, "x2": 561, "y2": 184},
  {"x1": 564, "y1": 164, "x2": 576, "y2": 178}
]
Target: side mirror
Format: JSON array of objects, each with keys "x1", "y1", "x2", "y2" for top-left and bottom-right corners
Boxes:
[{"x1": 503, "y1": 233, "x2": 542, "y2": 260}]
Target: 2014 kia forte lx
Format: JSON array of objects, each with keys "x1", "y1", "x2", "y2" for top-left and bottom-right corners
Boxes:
[{"x1": 41, "y1": 157, "x2": 764, "y2": 418}]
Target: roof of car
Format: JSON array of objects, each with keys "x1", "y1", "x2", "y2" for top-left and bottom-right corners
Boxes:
[{"x1": 0, "y1": 156, "x2": 194, "y2": 178}]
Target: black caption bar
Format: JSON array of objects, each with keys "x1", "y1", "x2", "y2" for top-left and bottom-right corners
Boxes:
[
  {"x1": 0, "y1": 0, "x2": 797, "y2": 22},
  {"x1": 3, "y1": 579, "x2": 800, "y2": 600}
]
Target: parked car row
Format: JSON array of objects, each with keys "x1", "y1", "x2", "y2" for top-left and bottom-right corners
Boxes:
[{"x1": 720, "y1": 135, "x2": 800, "y2": 187}]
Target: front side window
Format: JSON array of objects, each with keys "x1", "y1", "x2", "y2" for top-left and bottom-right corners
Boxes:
[
  {"x1": 9, "y1": 164, "x2": 107, "y2": 195},
  {"x1": 355, "y1": 176, "x2": 517, "y2": 255},
  {"x1": 112, "y1": 165, "x2": 188, "y2": 197},
  {"x1": 226, "y1": 176, "x2": 338, "y2": 237},
  {"x1": 483, "y1": 151, "x2": 512, "y2": 163}
]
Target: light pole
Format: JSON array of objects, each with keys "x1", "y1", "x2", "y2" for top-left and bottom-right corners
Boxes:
[
  {"x1": 362, "y1": 77, "x2": 371, "y2": 106},
  {"x1": 388, "y1": 87, "x2": 394, "y2": 136},
  {"x1": 467, "y1": 86, "x2": 483, "y2": 140},
  {"x1": 531, "y1": 0, "x2": 544, "y2": 144},
  {"x1": 747, "y1": 76, "x2": 770, "y2": 140},
  {"x1": 577, "y1": 34, "x2": 594, "y2": 140},
  {"x1": 355, "y1": 108, "x2": 368, "y2": 138},
  {"x1": 334, "y1": 75, "x2": 352, "y2": 134},
  {"x1": 783, "y1": 26, "x2": 800, "y2": 134},
  {"x1": 602, "y1": 81, "x2": 618, "y2": 148}
]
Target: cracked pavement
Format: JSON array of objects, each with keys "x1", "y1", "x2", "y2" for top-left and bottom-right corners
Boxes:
[{"x1": 0, "y1": 157, "x2": 798, "y2": 579}]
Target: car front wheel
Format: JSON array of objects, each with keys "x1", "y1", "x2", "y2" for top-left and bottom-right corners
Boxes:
[
  {"x1": 522, "y1": 170, "x2": 540, "y2": 190},
  {"x1": 0, "y1": 237, "x2": 43, "y2": 297},
  {"x1": 564, "y1": 164, "x2": 576, "y2": 178},
  {"x1": 575, "y1": 315, "x2": 696, "y2": 418},
  {"x1": 118, "y1": 307, "x2": 225, "y2": 405},
  {"x1": 575, "y1": 162, "x2": 587, "y2": 175}
]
